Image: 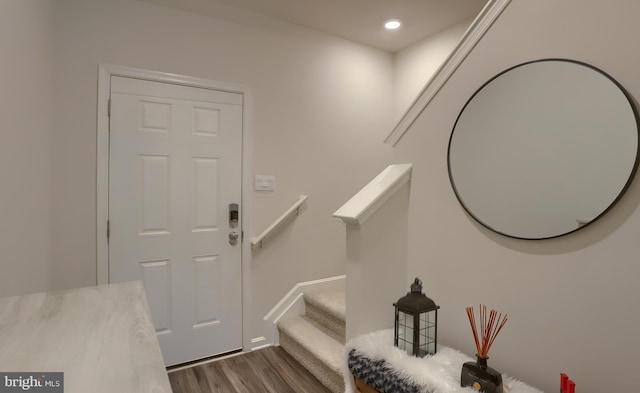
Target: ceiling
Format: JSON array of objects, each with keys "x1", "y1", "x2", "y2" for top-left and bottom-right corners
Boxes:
[{"x1": 141, "y1": 0, "x2": 488, "y2": 52}]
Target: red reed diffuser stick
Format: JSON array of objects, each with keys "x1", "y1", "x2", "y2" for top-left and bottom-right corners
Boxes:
[{"x1": 465, "y1": 305, "x2": 508, "y2": 358}]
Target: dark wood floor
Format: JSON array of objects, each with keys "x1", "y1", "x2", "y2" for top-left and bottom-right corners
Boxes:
[{"x1": 168, "y1": 346, "x2": 333, "y2": 393}]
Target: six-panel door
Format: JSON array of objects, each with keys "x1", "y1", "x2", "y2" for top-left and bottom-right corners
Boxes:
[{"x1": 108, "y1": 76, "x2": 243, "y2": 366}]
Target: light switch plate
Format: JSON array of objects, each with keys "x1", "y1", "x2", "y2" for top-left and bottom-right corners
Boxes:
[{"x1": 255, "y1": 175, "x2": 276, "y2": 191}]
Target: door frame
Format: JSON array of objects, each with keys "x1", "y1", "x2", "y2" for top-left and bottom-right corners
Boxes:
[{"x1": 96, "y1": 63, "x2": 253, "y2": 352}]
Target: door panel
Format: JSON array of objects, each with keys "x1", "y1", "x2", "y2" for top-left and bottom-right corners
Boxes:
[{"x1": 109, "y1": 76, "x2": 243, "y2": 366}]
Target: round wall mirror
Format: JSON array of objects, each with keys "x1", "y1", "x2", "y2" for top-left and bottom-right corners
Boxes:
[{"x1": 448, "y1": 59, "x2": 640, "y2": 239}]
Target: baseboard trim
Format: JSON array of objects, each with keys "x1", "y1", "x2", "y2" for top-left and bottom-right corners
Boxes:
[
  {"x1": 256, "y1": 275, "x2": 346, "y2": 349},
  {"x1": 166, "y1": 349, "x2": 244, "y2": 373},
  {"x1": 250, "y1": 336, "x2": 271, "y2": 351}
]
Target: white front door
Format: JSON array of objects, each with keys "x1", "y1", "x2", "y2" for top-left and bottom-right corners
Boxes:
[{"x1": 108, "y1": 76, "x2": 243, "y2": 366}]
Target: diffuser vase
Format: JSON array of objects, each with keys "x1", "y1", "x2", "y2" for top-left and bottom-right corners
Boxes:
[{"x1": 461, "y1": 355, "x2": 503, "y2": 393}]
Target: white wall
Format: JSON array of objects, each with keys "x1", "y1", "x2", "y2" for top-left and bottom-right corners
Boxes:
[
  {"x1": 394, "y1": 21, "x2": 470, "y2": 121},
  {"x1": 49, "y1": 0, "x2": 393, "y2": 343},
  {"x1": 0, "y1": 0, "x2": 54, "y2": 297},
  {"x1": 394, "y1": 1, "x2": 640, "y2": 392}
]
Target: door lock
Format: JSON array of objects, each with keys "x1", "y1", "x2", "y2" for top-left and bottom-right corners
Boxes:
[{"x1": 229, "y1": 203, "x2": 239, "y2": 229}]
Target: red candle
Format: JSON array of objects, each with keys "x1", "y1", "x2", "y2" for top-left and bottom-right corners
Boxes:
[{"x1": 560, "y1": 373, "x2": 568, "y2": 392}]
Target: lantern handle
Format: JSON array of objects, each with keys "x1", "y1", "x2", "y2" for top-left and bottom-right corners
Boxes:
[{"x1": 410, "y1": 277, "x2": 423, "y2": 293}]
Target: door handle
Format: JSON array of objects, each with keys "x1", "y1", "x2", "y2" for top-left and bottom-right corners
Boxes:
[{"x1": 229, "y1": 231, "x2": 239, "y2": 246}]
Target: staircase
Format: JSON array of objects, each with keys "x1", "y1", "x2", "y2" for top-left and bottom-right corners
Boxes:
[{"x1": 277, "y1": 287, "x2": 346, "y2": 393}]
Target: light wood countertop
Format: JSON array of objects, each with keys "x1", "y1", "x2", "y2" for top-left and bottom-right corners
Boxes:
[{"x1": 0, "y1": 281, "x2": 172, "y2": 393}]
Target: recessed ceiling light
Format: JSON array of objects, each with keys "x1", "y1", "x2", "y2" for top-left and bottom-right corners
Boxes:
[{"x1": 384, "y1": 19, "x2": 402, "y2": 30}]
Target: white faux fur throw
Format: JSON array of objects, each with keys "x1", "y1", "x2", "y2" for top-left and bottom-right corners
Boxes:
[{"x1": 343, "y1": 329, "x2": 543, "y2": 393}]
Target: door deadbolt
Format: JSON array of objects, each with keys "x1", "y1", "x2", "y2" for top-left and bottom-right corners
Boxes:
[{"x1": 229, "y1": 203, "x2": 239, "y2": 228}]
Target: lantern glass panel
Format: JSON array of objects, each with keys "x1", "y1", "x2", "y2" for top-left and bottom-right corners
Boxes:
[
  {"x1": 419, "y1": 311, "x2": 437, "y2": 356},
  {"x1": 396, "y1": 310, "x2": 414, "y2": 355}
]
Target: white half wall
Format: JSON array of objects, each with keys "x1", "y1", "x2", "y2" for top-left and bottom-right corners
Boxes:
[{"x1": 345, "y1": 182, "x2": 410, "y2": 340}]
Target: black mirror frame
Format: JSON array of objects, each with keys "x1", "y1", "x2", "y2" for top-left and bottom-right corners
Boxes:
[{"x1": 447, "y1": 58, "x2": 640, "y2": 240}]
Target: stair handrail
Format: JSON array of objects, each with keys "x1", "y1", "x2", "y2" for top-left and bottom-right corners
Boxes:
[
  {"x1": 251, "y1": 195, "x2": 308, "y2": 249},
  {"x1": 384, "y1": 0, "x2": 512, "y2": 146}
]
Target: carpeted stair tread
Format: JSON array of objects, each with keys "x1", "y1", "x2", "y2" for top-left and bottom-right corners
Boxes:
[
  {"x1": 303, "y1": 287, "x2": 346, "y2": 322},
  {"x1": 305, "y1": 303, "x2": 345, "y2": 344},
  {"x1": 278, "y1": 315, "x2": 345, "y2": 393},
  {"x1": 278, "y1": 315, "x2": 344, "y2": 372},
  {"x1": 276, "y1": 286, "x2": 347, "y2": 393}
]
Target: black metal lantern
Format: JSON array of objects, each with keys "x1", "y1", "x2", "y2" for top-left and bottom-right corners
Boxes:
[{"x1": 394, "y1": 277, "x2": 439, "y2": 357}]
